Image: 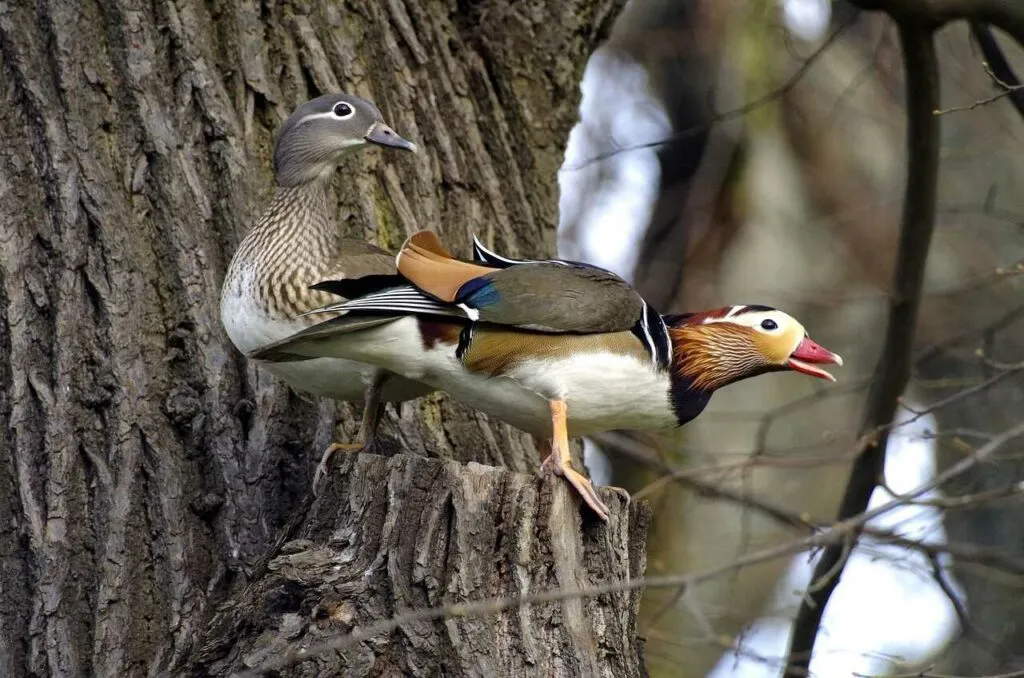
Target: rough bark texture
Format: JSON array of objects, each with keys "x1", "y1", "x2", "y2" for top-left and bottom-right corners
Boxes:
[
  {"x1": 0, "y1": 0, "x2": 637, "y2": 675},
  {"x1": 195, "y1": 454, "x2": 650, "y2": 676}
]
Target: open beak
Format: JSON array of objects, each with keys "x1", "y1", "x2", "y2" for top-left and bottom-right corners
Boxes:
[
  {"x1": 365, "y1": 120, "x2": 417, "y2": 153},
  {"x1": 787, "y1": 336, "x2": 843, "y2": 382}
]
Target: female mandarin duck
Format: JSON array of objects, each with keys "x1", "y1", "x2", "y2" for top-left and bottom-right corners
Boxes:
[
  {"x1": 251, "y1": 231, "x2": 843, "y2": 520},
  {"x1": 220, "y1": 93, "x2": 432, "y2": 489}
]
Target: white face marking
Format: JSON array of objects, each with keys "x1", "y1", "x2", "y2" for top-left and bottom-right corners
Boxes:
[
  {"x1": 296, "y1": 107, "x2": 359, "y2": 127},
  {"x1": 293, "y1": 108, "x2": 368, "y2": 164},
  {"x1": 701, "y1": 308, "x2": 807, "y2": 355},
  {"x1": 702, "y1": 305, "x2": 747, "y2": 322}
]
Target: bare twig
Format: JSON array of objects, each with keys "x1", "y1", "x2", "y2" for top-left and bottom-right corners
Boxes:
[
  {"x1": 784, "y1": 21, "x2": 942, "y2": 677},
  {"x1": 899, "y1": 482, "x2": 1024, "y2": 510},
  {"x1": 934, "y1": 60, "x2": 1024, "y2": 115},
  {"x1": 896, "y1": 421, "x2": 1024, "y2": 507},
  {"x1": 924, "y1": 552, "x2": 1001, "y2": 649},
  {"x1": 970, "y1": 22, "x2": 1024, "y2": 120},
  {"x1": 605, "y1": 430, "x2": 1024, "y2": 575},
  {"x1": 869, "y1": 667, "x2": 1024, "y2": 678},
  {"x1": 903, "y1": 360, "x2": 1024, "y2": 426},
  {"x1": 916, "y1": 304, "x2": 1024, "y2": 366},
  {"x1": 866, "y1": 526, "x2": 1024, "y2": 575}
]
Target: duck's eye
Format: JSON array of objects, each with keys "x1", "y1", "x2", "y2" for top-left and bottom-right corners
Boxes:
[
  {"x1": 761, "y1": 319, "x2": 778, "y2": 331},
  {"x1": 333, "y1": 102, "x2": 354, "y2": 119}
]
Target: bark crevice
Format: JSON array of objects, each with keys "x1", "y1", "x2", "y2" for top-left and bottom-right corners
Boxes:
[{"x1": 193, "y1": 453, "x2": 649, "y2": 677}]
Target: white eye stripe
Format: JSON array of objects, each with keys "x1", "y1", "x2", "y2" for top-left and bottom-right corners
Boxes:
[
  {"x1": 701, "y1": 306, "x2": 745, "y2": 325},
  {"x1": 298, "y1": 106, "x2": 357, "y2": 126},
  {"x1": 702, "y1": 309, "x2": 788, "y2": 332}
]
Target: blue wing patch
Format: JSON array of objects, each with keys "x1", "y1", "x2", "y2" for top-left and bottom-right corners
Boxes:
[{"x1": 455, "y1": 276, "x2": 501, "y2": 308}]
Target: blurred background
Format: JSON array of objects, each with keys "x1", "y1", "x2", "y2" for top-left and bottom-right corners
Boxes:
[{"x1": 557, "y1": 1, "x2": 1024, "y2": 675}]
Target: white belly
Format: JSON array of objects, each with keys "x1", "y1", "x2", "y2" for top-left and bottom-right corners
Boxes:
[
  {"x1": 311, "y1": 318, "x2": 678, "y2": 437},
  {"x1": 220, "y1": 275, "x2": 428, "y2": 403}
]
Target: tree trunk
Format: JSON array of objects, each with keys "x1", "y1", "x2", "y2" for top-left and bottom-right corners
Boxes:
[
  {"x1": 194, "y1": 455, "x2": 650, "y2": 676},
  {"x1": 0, "y1": 0, "x2": 639, "y2": 675}
]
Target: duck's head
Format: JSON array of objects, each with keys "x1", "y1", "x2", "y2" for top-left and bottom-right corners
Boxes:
[
  {"x1": 273, "y1": 92, "x2": 417, "y2": 187},
  {"x1": 666, "y1": 305, "x2": 843, "y2": 393}
]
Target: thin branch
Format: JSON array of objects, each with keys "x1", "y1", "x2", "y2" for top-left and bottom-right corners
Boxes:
[
  {"x1": 889, "y1": 421, "x2": 1024, "y2": 510},
  {"x1": 903, "y1": 360, "x2": 1024, "y2": 427},
  {"x1": 915, "y1": 304, "x2": 1024, "y2": 366},
  {"x1": 886, "y1": 481, "x2": 1024, "y2": 510},
  {"x1": 785, "y1": 21, "x2": 942, "y2": 677},
  {"x1": 606, "y1": 431, "x2": 1024, "y2": 576},
  {"x1": 924, "y1": 552, "x2": 1001, "y2": 650},
  {"x1": 934, "y1": 85, "x2": 1022, "y2": 115},
  {"x1": 866, "y1": 526, "x2": 1024, "y2": 576},
  {"x1": 930, "y1": 554, "x2": 969, "y2": 628},
  {"x1": 872, "y1": 667, "x2": 1024, "y2": 678},
  {"x1": 970, "y1": 22, "x2": 1024, "y2": 120},
  {"x1": 934, "y1": 60, "x2": 1024, "y2": 115}
]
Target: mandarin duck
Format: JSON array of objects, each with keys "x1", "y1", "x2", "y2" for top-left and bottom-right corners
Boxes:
[
  {"x1": 250, "y1": 231, "x2": 843, "y2": 519},
  {"x1": 220, "y1": 93, "x2": 432, "y2": 490}
]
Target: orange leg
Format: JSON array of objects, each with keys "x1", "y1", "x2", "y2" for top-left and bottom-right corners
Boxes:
[
  {"x1": 312, "y1": 370, "x2": 387, "y2": 496},
  {"x1": 538, "y1": 399, "x2": 610, "y2": 522}
]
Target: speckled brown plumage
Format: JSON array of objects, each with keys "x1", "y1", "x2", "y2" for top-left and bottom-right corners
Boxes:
[
  {"x1": 225, "y1": 181, "x2": 395, "y2": 323},
  {"x1": 219, "y1": 92, "x2": 426, "y2": 408}
]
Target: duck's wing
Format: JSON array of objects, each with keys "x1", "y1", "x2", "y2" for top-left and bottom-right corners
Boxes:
[
  {"x1": 248, "y1": 314, "x2": 405, "y2": 362},
  {"x1": 397, "y1": 231, "x2": 646, "y2": 334}
]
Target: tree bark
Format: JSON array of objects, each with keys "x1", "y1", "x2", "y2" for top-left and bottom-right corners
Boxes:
[
  {"x1": 194, "y1": 454, "x2": 650, "y2": 676},
  {"x1": 0, "y1": 0, "x2": 637, "y2": 675}
]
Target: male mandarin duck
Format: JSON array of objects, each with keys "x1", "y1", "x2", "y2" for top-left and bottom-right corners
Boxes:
[
  {"x1": 220, "y1": 93, "x2": 432, "y2": 489},
  {"x1": 250, "y1": 231, "x2": 843, "y2": 519}
]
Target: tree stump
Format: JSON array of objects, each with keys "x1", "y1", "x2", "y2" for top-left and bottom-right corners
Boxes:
[{"x1": 194, "y1": 454, "x2": 650, "y2": 677}]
